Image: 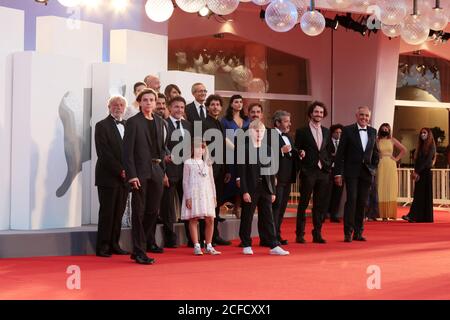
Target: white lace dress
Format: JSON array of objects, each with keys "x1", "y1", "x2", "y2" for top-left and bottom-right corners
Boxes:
[{"x1": 181, "y1": 159, "x2": 216, "y2": 220}]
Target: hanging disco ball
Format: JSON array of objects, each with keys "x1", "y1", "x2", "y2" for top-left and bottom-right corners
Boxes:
[
  {"x1": 300, "y1": 10, "x2": 326, "y2": 36},
  {"x1": 252, "y1": 0, "x2": 271, "y2": 5},
  {"x1": 145, "y1": 0, "x2": 174, "y2": 22},
  {"x1": 379, "y1": 0, "x2": 407, "y2": 25},
  {"x1": 381, "y1": 23, "x2": 402, "y2": 38},
  {"x1": 401, "y1": 14, "x2": 430, "y2": 45},
  {"x1": 207, "y1": 0, "x2": 240, "y2": 15},
  {"x1": 265, "y1": 0, "x2": 298, "y2": 32},
  {"x1": 326, "y1": 0, "x2": 352, "y2": 10},
  {"x1": 175, "y1": 0, "x2": 207, "y2": 13}
]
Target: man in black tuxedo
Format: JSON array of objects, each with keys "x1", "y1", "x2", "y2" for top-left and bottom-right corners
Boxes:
[
  {"x1": 94, "y1": 96, "x2": 129, "y2": 257},
  {"x1": 201, "y1": 94, "x2": 232, "y2": 246},
  {"x1": 185, "y1": 83, "x2": 208, "y2": 123},
  {"x1": 334, "y1": 106, "x2": 379, "y2": 242},
  {"x1": 238, "y1": 119, "x2": 289, "y2": 256},
  {"x1": 271, "y1": 110, "x2": 299, "y2": 245},
  {"x1": 326, "y1": 124, "x2": 344, "y2": 223},
  {"x1": 160, "y1": 96, "x2": 192, "y2": 248},
  {"x1": 295, "y1": 101, "x2": 332, "y2": 244},
  {"x1": 123, "y1": 88, "x2": 167, "y2": 264}
]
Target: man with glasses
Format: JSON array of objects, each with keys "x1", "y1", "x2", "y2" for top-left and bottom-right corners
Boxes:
[{"x1": 186, "y1": 83, "x2": 208, "y2": 123}]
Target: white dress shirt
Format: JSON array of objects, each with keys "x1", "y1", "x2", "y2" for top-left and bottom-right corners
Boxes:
[
  {"x1": 112, "y1": 116, "x2": 125, "y2": 139},
  {"x1": 357, "y1": 124, "x2": 368, "y2": 151},
  {"x1": 169, "y1": 116, "x2": 185, "y2": 138}
]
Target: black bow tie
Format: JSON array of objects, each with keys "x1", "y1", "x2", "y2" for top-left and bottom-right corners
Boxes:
[
  {"x1": 115, "y1": 119, "x2": 125, "y2": 126},
  {"x1": 359, "y1": 128, "x2": 367, "y2": 131}
]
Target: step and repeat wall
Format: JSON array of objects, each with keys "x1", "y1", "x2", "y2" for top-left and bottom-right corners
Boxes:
[{"x1": 0, "y1": 6, "x2": 214, "y2": 230}]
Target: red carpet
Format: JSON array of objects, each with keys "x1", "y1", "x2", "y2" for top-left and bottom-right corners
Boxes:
[{"x1": 1, "y1": 208, "x2": 450, "y2": 300}]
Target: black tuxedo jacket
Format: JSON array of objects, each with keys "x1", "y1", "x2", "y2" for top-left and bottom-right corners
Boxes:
[
  {"x1": 123, "y1": 112, "x2": 167, "y2": 181},
  {"x1": 186, "y1": 101, "x2": 204, "y2": 123},
  {"x1": 203, "y1": 115, "x2": 228, "y2": 177},
  {"x1": 165, "y1": 118, "x2": 193, "y2": 182},
  {"x1": 238, "y1": 141, "x2": 276, "y2": 196},
  {"x1": 271, "y1": 129, "x2": 299, "y2": 184},
  {"x1": 333, "y1": 123, "x2": 379, "y2": 178},
  {"x1": 295, "y1": 125, "x2": 332, "y2": 174},
  {"x1": 95, "y1": 115, "x2": 126, "y2": 187}
]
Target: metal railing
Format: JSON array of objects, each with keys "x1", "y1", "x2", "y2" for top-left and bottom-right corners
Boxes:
[{"x1": 289, "y1": 169, "x2": 450, "y2": 209}]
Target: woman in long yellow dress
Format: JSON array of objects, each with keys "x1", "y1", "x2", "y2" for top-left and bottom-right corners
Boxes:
[{"x1": 376, "y1": 123, "x2": 407, "y2": 220}]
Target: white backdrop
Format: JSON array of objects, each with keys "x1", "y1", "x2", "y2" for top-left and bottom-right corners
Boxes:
[
  {"x1": 11, "y1": 52, "x2": 85, "y2": 230},
  {"x1": 0, "y1": 6, "x2": 24, "y2": 230}
]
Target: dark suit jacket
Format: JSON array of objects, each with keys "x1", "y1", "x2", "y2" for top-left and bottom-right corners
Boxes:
[
  {"x1": 295, "y1": 125, "x2": 332, "y2": 174},
  {"x1": 272, "y1": 129, "x2": 299, "y2": 184},
  {"x1": 333, "y1": 123, "x2": 379, "y2": 178},
  {"x1": 186, "y1": 101, "x2": 204, "y2": 123},
  {"x1": 95, "y1": 115, "x2": 126, "y2": 187},
  {"x1": 123, "y1": 112, "x2": 167, "y2": 181},
  {"x1": 203, "y1": 115, "x2": 228, "y2": 178},
  {"x1": 165, "y1": 118, "x2": 193, "y2": 182},
  {"x1": 238, "y1": 141, "x2": 276, "y2": 196}
]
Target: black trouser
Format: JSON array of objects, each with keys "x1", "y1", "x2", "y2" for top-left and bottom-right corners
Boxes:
[
  {"x1": 131, "y1": 165, "x2": 164, "y2": 256},
  {"x1": 96, "y1": 185, "x2": 128, "y2": 253},
  {"x1": 328, "y1": 174, "x2": 343, "y2": 220},
  {"x1": 160, "y1": 178, "x2": 183, "y2": 246},
  {"x1": 343, "y1": 175, "x2": 372, "y2": 236},
  {"x1": 239, "y1": 181, "x2": 278, "y2": 248},
  {"x1": 272, "y1": 182, "x2": 292, "y2": 241},
  {"x1": 296, "y1": 168, "x2": 329, "y2": 238}
]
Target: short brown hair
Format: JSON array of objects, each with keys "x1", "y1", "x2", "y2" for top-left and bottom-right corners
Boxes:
[
  {"x1": 169, "y1": 96, "x2": 186, "y2": 106},
  {"x1": 136, "y1": 88, "x2": 157, "y2": 102}
]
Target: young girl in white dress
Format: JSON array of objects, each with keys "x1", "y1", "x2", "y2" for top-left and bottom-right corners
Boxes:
[{"x1": 182, "y1": 139, "x2": 221, "y2": 255}]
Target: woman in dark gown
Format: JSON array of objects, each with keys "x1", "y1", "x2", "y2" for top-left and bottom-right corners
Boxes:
[{"x1": 403, "y1": 128, "x2": 436, "y2": 223}]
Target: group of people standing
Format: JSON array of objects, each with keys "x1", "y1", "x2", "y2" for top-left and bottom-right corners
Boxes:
[{"x1": 94, "y1": 74, "x2": 437, "y2": 265}]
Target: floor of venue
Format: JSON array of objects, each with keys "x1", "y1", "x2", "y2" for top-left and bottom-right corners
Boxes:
[{"x1": 1, "y1": 207, "x2": 449, "y2": 300}]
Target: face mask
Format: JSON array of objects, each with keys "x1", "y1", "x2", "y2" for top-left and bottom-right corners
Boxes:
[
  {"x1": 380, "y1": 130, "x2": 389, "y2": 137},
  {"x1": 420, "y1": 133, "x2": 428, "y2": 140}
]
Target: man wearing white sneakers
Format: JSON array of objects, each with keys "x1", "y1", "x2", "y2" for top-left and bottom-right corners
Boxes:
[{"x1": 237, "y1": 120, "x2": 290, "y2": 256}]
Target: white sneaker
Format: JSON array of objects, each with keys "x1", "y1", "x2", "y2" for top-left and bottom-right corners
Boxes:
[
  {"x1": 206, "y1": 246, "x2": 221, "y2": 255},
  {"x1": 243, "y1": 247, "x2": 254, "y2": 255},
  {"x1": 270, "y1": 246, "x2": 290, "y2": 256},
  {"x1": 194, "y1": 245, "x2": 203, "y2": 255}
]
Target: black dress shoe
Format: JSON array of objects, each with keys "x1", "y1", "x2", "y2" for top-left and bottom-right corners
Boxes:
[
  {"x1": 330, "y1": 217, "x2": 341, "y2": 223},
  {"x1": 111, "y1": 247, "x2": 129, "y2": 255},
  {"x1": 344, "y1": 235, "x2": 352, "y2": 242},
  {"x1": 213, "y1": 237, "x2": 231, "y2": 246},
  {"x1": 164, "y1": 243, "x2": 179, "y2": 248},
  {"x1": 313, "y1": 237, "x2": 327, "y2": 244},
  {"x1": 295, "y1": 237, "x2": 306, "y2": 244},
  {"x1": 279, "y1": 239, "x2": 288, "y2": 245},
  {"x1": 96, "y1": 251, "x2": 112, "y2": 258},
  {"x1": 135, "y1": 254, "x2": 155, "y2": 265},
  {"x1": 352, "y1": 234, "x2": 367, "y2": 241},
  {"x1": 148, "y1": 245, "x2": 164, "y2": 253}
]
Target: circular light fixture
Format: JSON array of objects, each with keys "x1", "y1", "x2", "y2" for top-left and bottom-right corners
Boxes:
[
  {"x1": 427, "y1": 7, "x2": 448, "y2": 31},
  {"x1": 265, "y1": 0, "x2": 298, "y2": 32},
  {"x1": 199, "y1": 6, "x2": 211, "y2": 16},
  {"x1": 206, "y1": 0, "x2": 240, "y2": 15},
  {"x1": 301, "y1": 10, "x2": 326, "y2": 36},
  {"x1": 175, "y1": 0, "x2": 207, "y2": 13},
  {"x1": 326, "y1": 0, "x2": 352, "y2": 10},
  {"x1": 379, "y1": 0, "x2": 408, "y2": 25},
  {"x1": 252, "y1": 0, "x2": 271, "y2": 5},
  {"x1": 145, "y1": 0, "x2": 174, "y2": 22},
  {"x1": 401, "y1": 14, "x2": 430, "y2": 45},
  {"x1": 381, "y1": 23, "x2": 402, "y2": 38}
]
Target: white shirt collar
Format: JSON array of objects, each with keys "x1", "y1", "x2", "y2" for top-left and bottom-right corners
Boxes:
[{"x1": 357, "y1": 123, "x2": 367, "y2": 130}]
